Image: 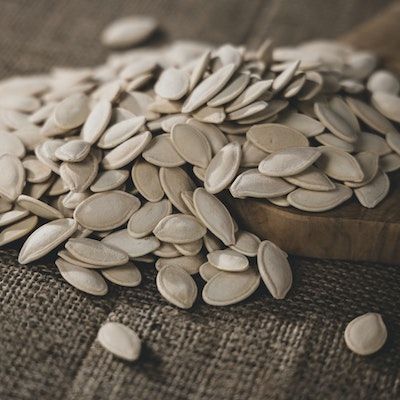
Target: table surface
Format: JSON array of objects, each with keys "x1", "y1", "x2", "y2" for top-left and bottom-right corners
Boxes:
[{"x1": 1, "y1": 1, "x2": 400, "y2": 399}]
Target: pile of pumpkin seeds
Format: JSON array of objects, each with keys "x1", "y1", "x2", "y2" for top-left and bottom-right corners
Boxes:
[{"x1": 0, "y1": 16, "x2": 397, "y2": 357}]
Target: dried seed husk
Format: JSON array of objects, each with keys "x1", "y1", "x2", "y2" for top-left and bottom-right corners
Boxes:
[
  {"x1": 371, "y1": 92, "x2": 400, "y2": 123},
  {"x1": 74, "y1": 191, "x2": 140, "y2": 231},
  {"x1": 380, "y1": 153, "x2": 400, "y2": 173},
  {"x1": 153, "y1": 242, "x2": 181, "y2": 258},
  {"x1": 18, "y1": 218, "x2": 78, "y2": 264},
  {"x1": 55, "y1": 139, "x2": 91, "y2": 162},
  {"x1": 314, "y1": 102, "x2": 358, "y2": 143},
  {"x1": 207, "y1": 73, "x2": 250, "y2": 107},
  {"x1": 81, "y1": 100, "x2": 112, "y2": 144},
  {"x1": 22, "y1": 157, "x2": 52, "y2": 183},
  {"x1": 355, "y1": 132, "x2": 391, "y2": 156},
  {"x1": 174, "y1": 238, "x2": 203, "y2": 256},
  {"x1": 0, "y1": 206, "x2": 29, "y2": 227}
]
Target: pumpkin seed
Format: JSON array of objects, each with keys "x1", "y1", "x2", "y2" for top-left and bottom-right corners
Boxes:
[
  {"x1": 156, "y1": 265, "x2": 197, "y2": 309},
  {"x1": 131, "y1": 158, "x2": 164, "y2": 202},
  {"x1": 101, "y1": 262, "x2": 142, "y2": 287},
  {"x1": 354, "y1": 170, "x2": 390, "y2": 208},
  {"x1": 0, "y1": 215, "x2": 38, "y2": 246},
  {"x1": 56, "y1": 258, "x2": 108, "y2": 296},
  {"x1": 0, "y1": 154, "x2": 25, "y2": 202},
  {"x1": 18, "y1": 218, "x2": 78, "y2": 264},
  {"x1": 202, "y1": 268, "x2": 260, "y2": 306},
  {"x1": 207, "y1": 249, "x2": 249, "y2": 272},
  {"x1": 74, "y1": 191, "x2": 140, "y2": 231},
  {"x1": 66, "y1": 237, "x2": 129, "y2": 267},
  {"x1": 344, "y1": 313, "x2": 387, "y2": 356}
]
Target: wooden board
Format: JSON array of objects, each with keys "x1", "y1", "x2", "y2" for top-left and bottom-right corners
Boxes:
[{"x1": 231, "y1": 2, "x2": 400, "y2": 264}]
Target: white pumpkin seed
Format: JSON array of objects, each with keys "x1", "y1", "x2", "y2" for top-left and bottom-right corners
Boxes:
[
  {"x1": 207, "y1": 249, "x2": 249, "y2": 272},
  {"x1": 193, "y1": 188, "x2": 235, "y2": 246},
  {"x1": 128, "y1": 199, "x2": 172, "y2": 238},
  {"x1": 102, "y1": 229, "x2": 160, "y2": 258},
  {"x1": 354, "y1": 170, "x2": 390, "y2": 208},
  {"x1": 207, "y1": 73, "x2": 250, "y2": 107},
  {"x1": 17, "y1": 195, "x2": 63, "y2": 220},
  {"x1": 287, "y1": 184, "x2": 353, "y2": 212},
  {"x1": 18, "y1": 218, "x2": 78, "y2": 264},
  {"x1": 0, "y1": 131, "x2": 26, "y2": 158},
  {"x1": 155, "y1": 68, "x2": 189, "y2": 100},
  {"x1": 157, "y1": 265, "x2": 197, "y2": 309},
  {"x1": 81, "y1": 100, "x2": 112, "y2": 144},
  {"x1": 247, "y1": 123, "x2": 308, "y2": 153},
  {"x1": 66, "y1": 237, "x2": 129, "y2": 267},
  {"x1": 279, "y1": 112, "x2": 324, "y2": 137},
  {"x1": 204, "y1": 142, "x2": 241, "y2": 194},
  {"x1": 202, "y1": 268, "x2": 260, "y2": 306},
  {"x1": 230, "y1": 230, "x2": 261, "y2": 257},
  {"x1": 101, "y1": 16, "x2": 157, "y2": 48},
  {"x1": 54, "y1": 93, "x2": 90, "y2": 129},
  {"x1": 131, "y1": 158, "x2": 164, "y2": 202},
  {"x1": 142, "y1": 133, "x2": 185, "y2": 167},
  {"x1": 55, "y1": 139, "x2": 91, "y2": 162},
  {"x1": 0, "y1": 154, "x2": 25, "y2": 202},
  {"x1": 102, "y1": 130, "x2": 152, "y2": 170},
  {"x1": 101, "y1": 262, "x2": 142, "y2": 287},
  {"x1": 0, "y1": 215, "x2": 38, "y2": 246},
  {"x1": 316, "y1": 146, "x2": 364, "y2": 182},
  {"x1": 285, "y1": 166, "x2": 335, "y2": 191},
  {"x1": 257, "y1": 240, "x2": 292, "y2": 299},
  {"x1": 155, "y1": 254, "x2": 205, "y2": 275},
  {"x1": 60, "y1": 153, "x2": 98, "y2": 192},
  {"x1": 22, "y1": 157, "x2": 51, "y2": 183},
  {"x1": 182, "y1": 63, "x2": 236, "y2": 113},
  {"x1": 171, "y1": 123, "x2": 212, "y2": 168},
  {"x1": 344, "y1": 313, "x2": 387, "y2": 356},
  {"x1": 345, "y1": 152, "x2": 379, "y2": 188},
  {"x1": 97, "y1": 116, "x2": 146, "y2": 149},
  {"x1": 174, "y1": 239, "x2": 203, "y2": 256},
  {"x1": 153, "y1": 214, "x2": 206, "y2": 244},
  {"x1": 199, "y1": 262, "x2": 220, "y2": 281},
  {"x1": 258, "y1": 147, "x2": 321, "y2": 177},
  {"x1": 74, "y1": 191, "x2": 140, "y2": 231},
  {"x1": 159, "y1": 167, "x2": 195, "y2": 213},
  {"x1": 56, "y1": 258, "x2": 108, "y2": 296},
  {"x1": 90, "y1": 169, "x2": 129, "y2": 193},
  {"x1": 371, "y1": 92, "x2": 400, "y2": 123},
  {"x1": 230, "y1": 169, "x2": 295, "y2": 198}
]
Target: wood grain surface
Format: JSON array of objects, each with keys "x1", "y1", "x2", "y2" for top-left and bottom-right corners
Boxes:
[{"x1": 232, "y1": 2, "x2": 400, "y2": 264}]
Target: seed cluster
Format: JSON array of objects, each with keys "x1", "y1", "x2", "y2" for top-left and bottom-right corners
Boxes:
[{"x1": 1, "y1": 15, "x2": 396, "y2": 358}]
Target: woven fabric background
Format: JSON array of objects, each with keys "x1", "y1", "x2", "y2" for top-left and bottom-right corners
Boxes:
[{"x1": 0, "y1": 1, "x2": 399, "y2": 399}]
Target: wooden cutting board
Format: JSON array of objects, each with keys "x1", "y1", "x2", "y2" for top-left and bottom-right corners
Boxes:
[{"x1": 230, "y1": 2, "x2": 400, "y2": 264}]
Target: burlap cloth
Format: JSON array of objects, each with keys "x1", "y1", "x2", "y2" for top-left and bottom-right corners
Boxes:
[{"x1": 1, "y1": 1, "x2": 399, "y2": 399}]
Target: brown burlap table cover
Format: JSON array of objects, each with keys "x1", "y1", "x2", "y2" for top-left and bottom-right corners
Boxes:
[{"x1": 0, "y1": 1, "x2": 399, "y2": 399}]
